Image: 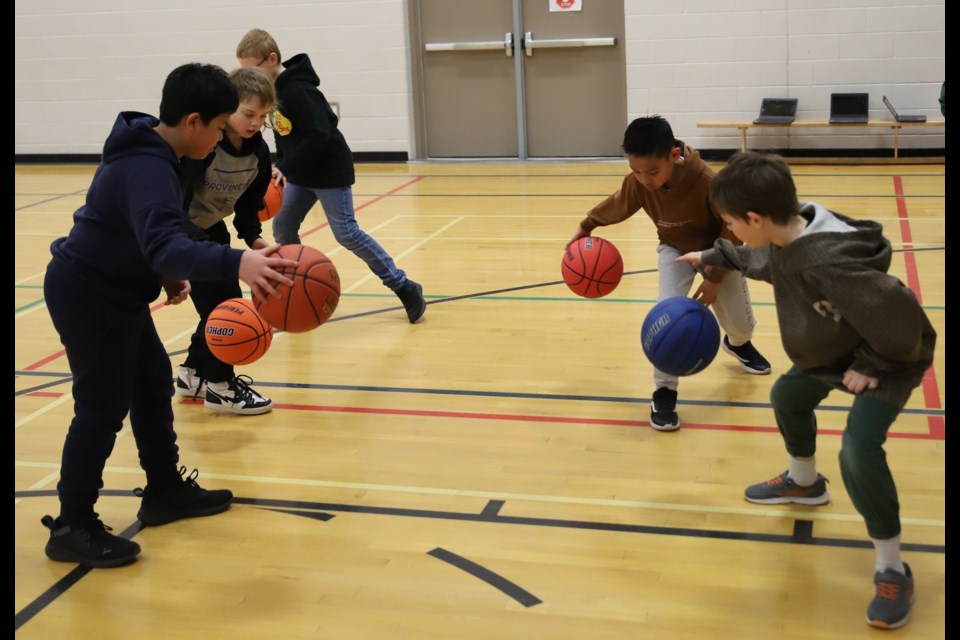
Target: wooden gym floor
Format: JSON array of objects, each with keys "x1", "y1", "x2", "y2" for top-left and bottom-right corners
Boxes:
[{"x1": 15, "y1": 160, "x2": 944, "y2": 639}]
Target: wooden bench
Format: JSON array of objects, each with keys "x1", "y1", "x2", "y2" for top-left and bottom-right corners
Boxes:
[{"x1": 697, "y1": 118, "x2": 945, "y2": 158}]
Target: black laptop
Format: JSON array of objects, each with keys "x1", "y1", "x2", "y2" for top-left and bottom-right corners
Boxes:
[
  {"x1": 753, "y1": 98, "x2": 798, "y2": 124},
  {"x1": 829, "y1": 93, "x2": 869, "y2": 123},
  {"x1": 882, "y1": 95, "x2": 926, "y2": 122}
]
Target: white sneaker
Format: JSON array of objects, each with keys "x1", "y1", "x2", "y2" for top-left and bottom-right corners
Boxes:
[
  {"x1": 175, "y1": 365, "x2": 206, "y2": 398},
  {"x1": 204, "y1": 375, "x2": 273, "y2": 415}
]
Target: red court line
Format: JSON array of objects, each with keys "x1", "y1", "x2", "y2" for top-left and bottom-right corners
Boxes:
[
  {"x1": 19, "y1": 299, "x2": 169, "y2": 372},
  {"x1": 893, "y1": 175, "x2": 922, "y2": 302},
  {"x1": 299, "y1": 176, "x2": 426, "y2": 240},
  {"x1": 167, "y1": 397, "x2": 942, "y2": 440},
  {"x1": 21, "y1": 390, "x2": 943, "y2": 439},
  {"x1": 21, "y1": 350, "x2": 66, "y2": 372},
  {"x1": 892, "y1": 175, "x2": 942, "y2": 436}
]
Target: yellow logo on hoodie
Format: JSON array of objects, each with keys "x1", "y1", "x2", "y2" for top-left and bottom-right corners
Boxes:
[{"x1": 270, "y1": 109, "x2": 292, "y2": 136}]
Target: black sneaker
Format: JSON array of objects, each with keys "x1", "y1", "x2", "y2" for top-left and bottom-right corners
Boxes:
[
  {"x1": 650, "y1": 387, "x2": 680, "y2": 431},
  {"x1": 721, "y1": 336, "x2": 772, "y2": 375},
  {"x1": 41, "y1": 514, "x2": 141, "y2": 568},
  {"x1": 396, "y1": 279, "x2": 426, "y2": 323},
  {"x1": 204, "y1": 375, "x2": 272, "y2": 415},
  {"x1": 135, "y1": 467, "x2": 234, "y2": 526},
  {"x1": 866, "y1": 563, "x2": 915, "y2": 629}
]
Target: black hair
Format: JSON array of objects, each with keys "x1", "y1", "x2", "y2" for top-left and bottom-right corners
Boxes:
[
  {"x1": 158, "y1": 63, "x2": 239, "y2": 126},
  {"x1": 622, "y1": 116, "x2": 677, "y2": 158},
  {"x1": 710, "y1": 151, "x2": 800, "y2": 224}
]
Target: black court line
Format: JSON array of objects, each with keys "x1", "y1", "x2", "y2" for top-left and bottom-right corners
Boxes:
[
  {"x1": 14, "y1": 188, "x2": 90, "y2": 212},
  {"x1": 16, "y1": 490, "x2": 946, "y2": 555},
  {"x1": 793, "y1": 520, "x2": 815, "y2": 544},
  {"x1": 428, "y1": 547, "x2": 542, "y2": 607},
  {"x1": 482, "y1": 500, "x2": 505, "y2": 517},
  {"x1": 14, "y1": 491, "x2": 944, "y2": 628},
  {"x1": 15, "y1": 520, "x2": 143, "y2": 631},
  {"x1": 311, "y1": 270, "x2": 658, "y2": 323},
  {"x1": 262, "y1": 508, "x2": 336, "y2": 522}
]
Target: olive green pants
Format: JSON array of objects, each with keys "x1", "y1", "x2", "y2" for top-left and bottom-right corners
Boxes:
[{"x1": 771, "y1": 367, "x2": 905, "y2": 540}]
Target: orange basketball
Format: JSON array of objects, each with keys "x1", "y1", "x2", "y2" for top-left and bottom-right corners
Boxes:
[
  {"x1": 258, "y1": 182, "x2": 284, "y2": 222},
  {"x1": 204, "y1": 298, "x2": 273, "y2": 365},
  {"x1": 255, "y1": 244, "x2": 340, "y2": 333},
  {"x1": 561, "y1": 236, "x2": 624, "y2": 299}
]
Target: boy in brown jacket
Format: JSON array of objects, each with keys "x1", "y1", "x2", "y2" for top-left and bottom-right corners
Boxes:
[{"x1": 569, "y1": 116, "x2": 770, "y2": 431}]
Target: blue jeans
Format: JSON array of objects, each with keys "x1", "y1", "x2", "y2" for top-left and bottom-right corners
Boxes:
[{"x1": 272, "y1": 182, "x2": 407, "y2": 291}]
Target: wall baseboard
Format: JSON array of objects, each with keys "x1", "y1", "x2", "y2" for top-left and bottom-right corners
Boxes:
[
  {"x1": 14, "y1": 151, "x2": 411, "y2": 165},
  {"x1": 14, "y1": 149, "x2": 942, "y2": 165},
  {"x1": 698, "y1": 148, "x2": 945, "y2": 163}
]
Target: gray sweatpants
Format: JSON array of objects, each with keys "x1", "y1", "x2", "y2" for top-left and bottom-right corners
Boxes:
[{"x1": 654, "y1": 244, "x2": 757, "y2": 391}]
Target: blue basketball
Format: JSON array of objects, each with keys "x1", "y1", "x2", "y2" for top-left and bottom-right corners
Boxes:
[{"x1": 641, "y1": 297, "x2": 721, "y2": 376}]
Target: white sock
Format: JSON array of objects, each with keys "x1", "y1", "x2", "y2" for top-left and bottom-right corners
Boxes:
[
  {"x1": 872, "y1": 536, "x2": 905, "y2": 575},
  {"x1": 787, "y1": 456, "x2": 817, "y2": 487}
]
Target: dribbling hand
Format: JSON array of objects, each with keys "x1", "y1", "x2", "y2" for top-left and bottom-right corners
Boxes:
[
  {"x1": 240, "y1": 246, "x2": 298, "y2": 303},
  {"x1": 568, "y1": 226, "x2": 591, "y2": 247}
]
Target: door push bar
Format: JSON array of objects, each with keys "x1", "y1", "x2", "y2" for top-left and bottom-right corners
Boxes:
[
  {"x1": 424, "y1": 32, "x2": 616, "y2": 57},
  {"x1": 425, "y1": 32, "x2": 514, "y2": 57},
  {"x1": 523, "y1": 32, "x2": 615, "y2": 56}
]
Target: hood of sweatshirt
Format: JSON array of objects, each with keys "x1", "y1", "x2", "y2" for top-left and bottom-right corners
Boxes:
[
  {"x1": 50, "y1": 111, "x2": 242, "y2": 306},
  {"x1": 277, "y1": 53, "x2": 321, "y2": 91},
  {"x1": 777, "y1": 203, "x2": 891, "y2": 274},
  {"x1": 669, "y1": 141, "x2": 709, "y2": 193}
]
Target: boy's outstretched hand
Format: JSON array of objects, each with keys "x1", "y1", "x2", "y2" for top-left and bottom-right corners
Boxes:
[
  {"x1": 843, "y1": 369, "x2": 879, "y2": 394},
  {"x1": 674, "y1": 251, "x2": 703, "y2": 267},
  {"x1": 567, "y1": 226, "x2": 591, "y2": 247},
  {"x1": 239, "y1": 245, "x2": 298, "y2": 303}
]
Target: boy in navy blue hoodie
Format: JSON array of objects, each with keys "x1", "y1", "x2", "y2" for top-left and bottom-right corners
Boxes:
[{"x1": 41, "y1": 63, "x2": 298, "y2": 568}]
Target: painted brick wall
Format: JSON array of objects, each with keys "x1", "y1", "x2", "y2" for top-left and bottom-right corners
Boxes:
[{"x1": 15, "y1": 0, "x2": 945, "y2": 156}]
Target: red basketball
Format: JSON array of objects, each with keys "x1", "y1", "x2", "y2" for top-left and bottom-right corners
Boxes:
[
  {"x1": 561, "y1": 236, "x2": 624, "y2": 298},
  {"x1": 204, "y1": 298, "x2": 273, "y2": 365},
  {"x1": 255, "y1": 244, "x2": 340, "y2": 332},
  {"x1": 258, "y1": 182, "x2": 284, "y2": 222}
]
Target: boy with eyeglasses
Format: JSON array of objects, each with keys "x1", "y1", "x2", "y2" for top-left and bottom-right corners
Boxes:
[{"x1": 236, "y1": 28, "x2": 427, "y2": 323}]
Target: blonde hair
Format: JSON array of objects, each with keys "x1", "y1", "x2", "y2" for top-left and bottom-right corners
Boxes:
[
  {"x1": 236, "y1": 28, "x2": 281, "y2": 61},
  {"x1": 229, "y1": 67, "x2": 276, "y2": 110}
]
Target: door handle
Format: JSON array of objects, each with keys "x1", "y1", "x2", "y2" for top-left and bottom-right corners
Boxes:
[
  {"x1": 425, "y1": 32, "x2": 514, "y2": 57},
  {"x1": 523, "y1": 31, "x2": 615, "y2": 56}
]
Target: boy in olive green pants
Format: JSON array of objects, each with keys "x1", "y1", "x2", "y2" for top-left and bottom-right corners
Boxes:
[{"x1": 677, "y1": 151, "x2": 936, "y2": 631}]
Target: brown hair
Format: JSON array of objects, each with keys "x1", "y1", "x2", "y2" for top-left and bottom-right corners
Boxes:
[
  {"x1": 710, "y1": 151, "x2": 800, "y2": 224},
  {"x1": 228, "y1": 67, "x2": 276, "y2": 110}
]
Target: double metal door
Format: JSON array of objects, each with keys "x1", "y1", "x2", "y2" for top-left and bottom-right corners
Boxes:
[{"x1": 413, "y1": 0, "x2": 627, "y2": 159}]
